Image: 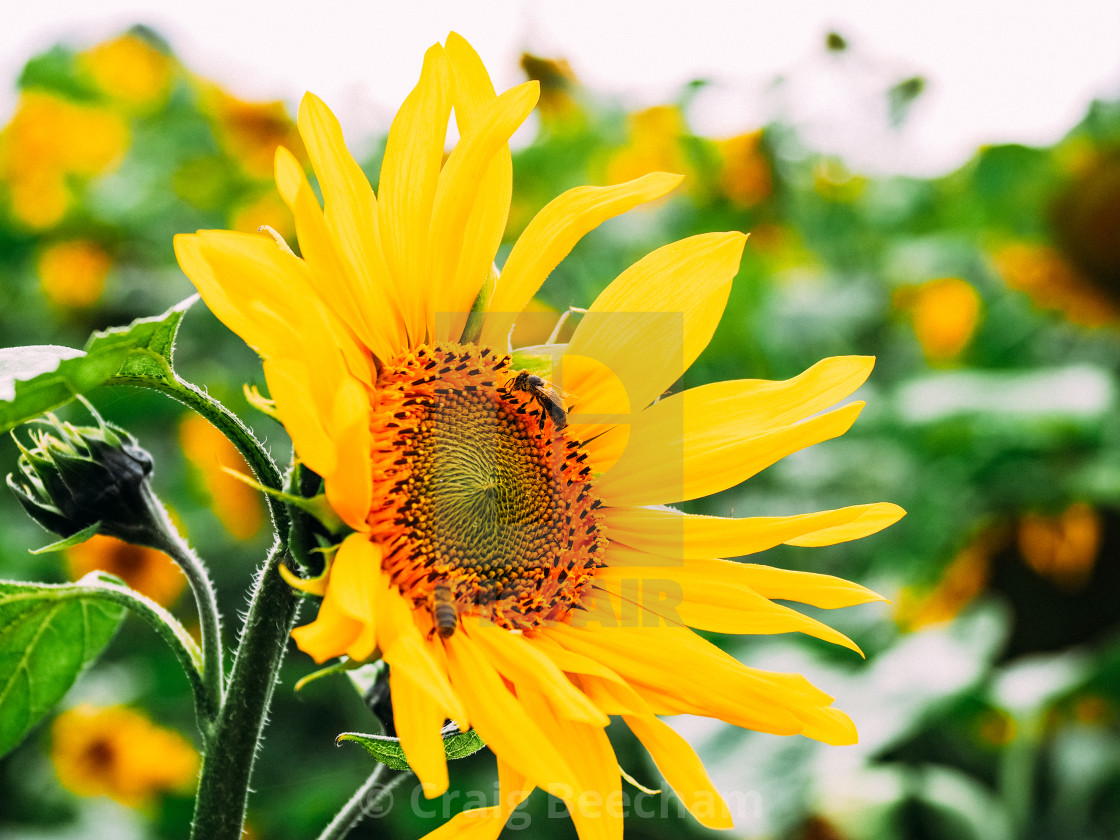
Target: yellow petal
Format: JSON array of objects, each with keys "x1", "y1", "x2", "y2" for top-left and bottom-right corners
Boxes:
[
  {"x1": 604, "y1": 502, "x2": 905, "y2": 560},
  {"x1": 289, "y1": 592, "x2": 361, "y2": 665},
  {"x1": 715, "y1": 563, "x2": 888, "y2": 609},
  {"x1": 378, "y1": 586, "x2": 466, "y2": 725},
  {"x1": 599, "y1": 398, "x2": 864, "y2": 507},
  {"x1": 516, "y1": 683, "x2": 622, "y2": 840},
  {"x1": 560, "y1": 232, "x2": 745, "y2": 416},
  {"x1": 549, "y1": 624, "x2": 843, "y2": 739},
  {"x1": 598, "y1": 356, "x2": 873, "y2": 506},
  {"x1": 274, "y1": 144, "x2": 397, "y2": 364},
  {"x1": 592, "y1": 561, "x2": 864, "y2": 654},
  {"x1": 556, "y1": 353, "x2": 630, "y2": 470},
  {"x1": 470, "y1": 626, "x2": 608, "y2": 726},
  {"x1": 577, "y1": 673, "x2": 655, "y2": 716},
  {"x1": 786, "y1": 502, "x2": 906, "y2": 546},
  {"x1": 278, "y1": 560, "x2": 328, "y2": 597},
  {"x1": 623, "y1": 715, "x2": 733, "y2": 830},
  {"x1": 263, "y1": 351, "x2": 371, "y2": 531},
  {"x1": 324, "y1": 534, "x2": 381, "y2": 660},
  {"x1": 377, "y1": 43, "x2": 452, "y2": 345},
  {"x1": 445, "y1": 631, "x2": 580, "y2": 799},
  {"x1": 174, "y1": 233, "x2": 257, "y2": 347},
  {"x1": 427, "y1": 82, "x2": 537, "y2": 340},
  {"x1": 186, "y1": 230, "x2": 371, "y2": 393},
  {"x1": 176, "y1": 231, "x2": 319, "y2": 362},
  {"x1": 479, "y1": 172, "x2": 685, "y2": 347},
  {"x1": 320, "y1": 377, "x2": 373, "y2": 531},
  {"x1": 261, "y1": 358, "x2": 337, "y2": 478},
  {"x1": 432, "y1": 33, "x2": 513, "y2": 344},
  {"x1": 297, "y1": 94, "x2": 406, "y2": 354},
  {"x1": 392, "y1": 667, "x2": 450, "y2": 797},
  {"x1": 418, "y1": 758, "x2": 534, "y2": 840},
  {"x1": 525, "y1": 635, "x2": 656, "y2": 715},
  {"x1": 605, "y1": 544, "x2": 886, "y2": 609},
  {"x1": 445, "y1": 32, "x2": 499, "y2": 125}
]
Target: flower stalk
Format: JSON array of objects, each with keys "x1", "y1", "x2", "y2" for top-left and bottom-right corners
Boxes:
[
  {"x1": 315, "y1": 764, "x2": 406, "y2": 840},
  {"x1": 188, "y1": 545, "x2": 301, "y2": 840}
]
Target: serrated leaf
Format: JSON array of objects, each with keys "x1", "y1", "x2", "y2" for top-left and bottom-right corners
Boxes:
[
  {"x1": 0, "y1": 572, "x2": 127, "y2": 758},
  {"x1": 336, "y1": 727, "x2": 486, "y2": 772},
  {"x1": 85, "y1": 293, "x2": 197, "y2": 382},
  {"x1": 443, "y1": 727, "x2": 486, "y2": 761},
  {"x1": 0, "y1": 296, "x2": 196, "y2": 434}
]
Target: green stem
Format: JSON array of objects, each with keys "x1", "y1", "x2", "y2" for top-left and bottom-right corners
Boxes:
[
  {"x1": 61, "y1": 581, "x2": 212, "y2": 722},
  {"x1": 142, "y1": 496, "x2": 225, "y2": 737},
  {"x1": 315, "y1": 765, "x2": 407, "y2": 840},
  {"x1": 114, "y1": 365, "x2": 301, "y2": 837},
  {"x1": 189, "y1": 544, "x2": 300, "y2": 840},
  {"x1": 109, "y1": 371, "x2": 290, "y2": 534}
]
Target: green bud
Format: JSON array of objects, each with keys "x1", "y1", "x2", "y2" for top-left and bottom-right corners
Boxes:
[{"x1": 7, "y1": 401, "x2": 162, "y2": 547}]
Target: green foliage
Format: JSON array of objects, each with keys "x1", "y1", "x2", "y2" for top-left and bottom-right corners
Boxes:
[
  {"x1": 0, "y1": 296, "x2": 195, "y2": 433},
  {"x1": 3, "y1": 20, "x2": 1120, "y2": 840},
  {"x1": 336, "y1": 728, "x2": 486, "y2": 772},
  {"x1": 0, "y1": 571, "x2": 126, "y2": 757}
]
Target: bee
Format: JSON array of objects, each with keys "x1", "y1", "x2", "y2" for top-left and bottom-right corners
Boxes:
[
  {"x1": 510, "y1": 371, "x2": 569, "y2": 431},
  {"x1": 430, "y1": 585, "x2": 458, "y2": 639}
]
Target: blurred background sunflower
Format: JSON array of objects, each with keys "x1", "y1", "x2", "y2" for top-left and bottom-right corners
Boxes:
[{"x1": 2, "y1": 3, "x2": 1120, "y2": 839}]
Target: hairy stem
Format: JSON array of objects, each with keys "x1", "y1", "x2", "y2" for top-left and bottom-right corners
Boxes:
[
  {"x1": 109, "y1": 371, "x2": 290, "y2": 534},
  {"x1": 54, "y1": 580, "x2": 212, "y2": 722},
  {"x1": 189, "y1": 544, "x2": 300, "y2": 840},
  {"x1": 142, "y1": 496, "x2": 225, "y2": 737},
  {"x1": 316, "y1": 765, "x2": 407, "y2": 840}
]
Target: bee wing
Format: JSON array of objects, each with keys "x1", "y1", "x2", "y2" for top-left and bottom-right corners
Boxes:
[{"x1": 538, "y1": 380, "x2": 569, "y2": 404}]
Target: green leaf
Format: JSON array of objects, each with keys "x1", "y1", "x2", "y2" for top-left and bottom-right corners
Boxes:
[
  {"x1": 28, "y1": 522, "x2": 101, "y2": 555},
  {"x1": 88, "y1": 293, "x2": 197, "y2": 384},
  {"x1": 0, "y1": 296, "x2": 196, "y2": 434},
  {"x1": 0, "y1": 572, "x2": 127, "y2": 758},
  {"x1": 336, "y1": 727, "x2": 486, "y2": 772}
]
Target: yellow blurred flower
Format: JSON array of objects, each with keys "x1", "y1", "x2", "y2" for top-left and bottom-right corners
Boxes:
[
  {"x1": 606, "y1": 105, "x2": 688, "y2": 188},
  {"x1": 80, "y1": 32, "x2": 174, "y2": 109},
  {"x1": 51, "y1": 704, "x2": 198, "y2": 808},
  {"x1": 1017, "y1": 502, "x2": 1100, "y2": 593},
  {"x1": 895, "y1": 527, "x2": 1002, "y2": 630},
  {"x1": 198, "y1": 81, "x2": 306, "y2": 179},
  {"x1": 520, "y1": 52, "x2": 583, "y2": 129},
  {"x1": 66, "y1": 534, "x2": 186, "y2": 607},
  {"x1": 1050, "y1": 149, "x2": 1120, "y2": 306},
  {"x1": 812, "y1": 158, "x2": 866, "y2": 203},
  {"x1": 37, "y1": 240, "x2": 112, "y2": 308},
  {"x1": 993, "y1": 242, "x2": 1120, "y2": 327},
  {"x1": 717, "y1": 130, "x2": 771, "y2": 208},
  {"x1": 897, "y1": 277, "x2": 983, "y2": 364},
  {"x1": 0, "y1": 91, "x2": 129, "y2": 228},
  {"x1": 179, "y1": 413, "x2": 264, "y2": 540},
  {"x1": 1072, "y1": 694, "x2": 1115, "y2": 726},
  {"x1": 977, "y1": 708, "x2": 1018, "y2": 746}
]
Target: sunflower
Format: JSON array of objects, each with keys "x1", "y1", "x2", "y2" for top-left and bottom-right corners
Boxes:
[
  {"x1": 175, "y1": 33, "x2": 902, "y2": 838},
  {"x1": 52, "y1": 704, "x2": 198, "y2": 808}
]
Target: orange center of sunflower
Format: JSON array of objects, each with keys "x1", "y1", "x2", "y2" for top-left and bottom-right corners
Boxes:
[{"x1": 368, "y1": 344, "x2": 605, "y2": 634}]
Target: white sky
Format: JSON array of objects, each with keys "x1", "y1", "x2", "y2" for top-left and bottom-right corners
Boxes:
[{"x1": 3, "y1": 0, "x2": 1120, "y2": 176}]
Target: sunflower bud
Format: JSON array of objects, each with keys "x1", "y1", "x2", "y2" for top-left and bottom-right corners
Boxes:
[{"x1": 7, "y1": 404, "x2": 163, "y2": 547}]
